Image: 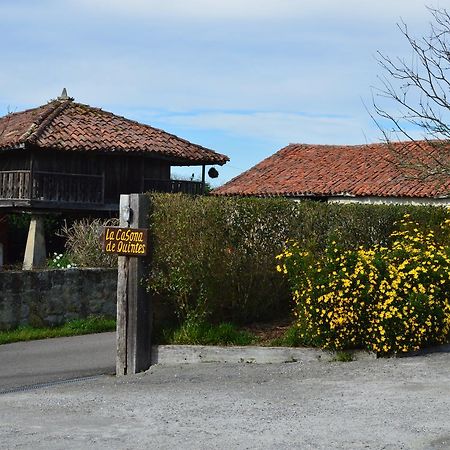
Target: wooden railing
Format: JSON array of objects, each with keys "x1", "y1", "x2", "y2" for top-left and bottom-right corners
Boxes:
[
  {"x1": 0, "y1": 171, "x2": 203, "y2": 206},
  {"x1": 0, "y1": 171, "x2": 31, "y2": 200},
  {"x1": 0, "y1": 170, "x2": 104, "y2": 204},
  {"x1": 144, "y1": 179, "x2": 205, "y2": 195}
]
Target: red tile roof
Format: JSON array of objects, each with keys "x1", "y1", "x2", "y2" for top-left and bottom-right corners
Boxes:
[
  {"x1": 213, "y1": 142, "x2": 450, "y2": 199},
  {"x1": 0, "y1": 98, "x2": 229, "y2": 165}
]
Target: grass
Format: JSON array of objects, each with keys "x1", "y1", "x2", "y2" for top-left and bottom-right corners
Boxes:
[
  {"x1": 158, "y1": 320, "x2": 257, "y2": 346},
  {"x1": 1, "y1": 316, "x2": 312, "y2": 349},
  {"x1": 269, "y1": 325, "x2": 304, "y2": 347},
  {"x1": 0, "y1": 316, "x2": 116, "y2": 345},
  {"x1": 157, "y1": 319, "x2": 307, "y2": 347},
  {"x1": 1, "y1": 316, "x2": 269, "y2": 347}
]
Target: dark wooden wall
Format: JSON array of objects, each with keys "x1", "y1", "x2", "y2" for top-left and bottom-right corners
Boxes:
[
  {"x1": 103, "y1": 154, "x2": 170, "y2": 203},
  {"x1": 0, "y1": 149, "x2": 172, "y2": 206},
  {"x1": 143, "y1": 158, "x2": 170, "y2": 179},
  {"x1": 0, "y1": 151, "x2": 30, "y2": 171},
  {"x1": 33, "y1": 151, "x2": 101, "y2": 174}
]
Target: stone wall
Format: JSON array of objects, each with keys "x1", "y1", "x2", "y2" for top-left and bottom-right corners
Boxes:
[{"x1": 0, "y1": 268, "x2": 117, "y2": 330}]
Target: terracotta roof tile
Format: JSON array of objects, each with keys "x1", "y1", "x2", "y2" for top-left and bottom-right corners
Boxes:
[
  {"x1": 0, "y1": 99, "x2": 228, "y2": 165},
  {"x1": 213, "y1": 142, "x2": 450, "y2": 199}
]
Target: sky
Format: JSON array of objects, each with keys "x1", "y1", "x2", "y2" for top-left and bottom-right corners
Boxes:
[{"x1": 0, "y1": 0, "x2": 445, "y2": 187}]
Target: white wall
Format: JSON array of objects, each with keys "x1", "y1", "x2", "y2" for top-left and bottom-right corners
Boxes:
[{"x1": 326, "y1": 196, "x2": 450, "y2": 207}]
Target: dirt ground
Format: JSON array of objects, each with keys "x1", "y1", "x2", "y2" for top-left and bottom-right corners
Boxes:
[{"x1": 241, "y1": 318, "x2": 292, "y2": 344}]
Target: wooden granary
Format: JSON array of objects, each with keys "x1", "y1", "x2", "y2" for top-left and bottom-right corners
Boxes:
[
  {"x1": 0, "y1": 90, "x2": 228, "y2": 268},
  {"x1": 0, "y1": 90, "x2": 228, "y2": 213}
]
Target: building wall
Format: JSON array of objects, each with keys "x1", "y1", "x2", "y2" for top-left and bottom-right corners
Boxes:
[
  {"x1": 33, "y1": 150, "x2": 101, "y2": 175},
  {"x1": 0, "y1": 150, "x2": 31, "y2": 171},
  {"x1": 103, "y1": 154, "x2": 170, "y2": 203},
  {"x1": 290, "y1": 195, "x2": 450, "y2": 206},
  {"x1": 327, "y1": 196, "x2": 450, "y2": 206},
  {"x1": 0, "y1": 268, "x2": 117, "y2": 330}
]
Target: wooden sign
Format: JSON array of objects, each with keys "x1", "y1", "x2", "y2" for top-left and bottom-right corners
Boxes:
[{"x1": 102, "y1": 226, "x2": 148, "y2": 256}]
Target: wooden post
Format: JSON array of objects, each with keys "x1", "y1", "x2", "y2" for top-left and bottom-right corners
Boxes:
[
  {"x1": 201, "y1": 164, "x2": 206, "y2": 194},
  {"x1": 116, "y1": 193, "x2": 152, "y2": 376}
]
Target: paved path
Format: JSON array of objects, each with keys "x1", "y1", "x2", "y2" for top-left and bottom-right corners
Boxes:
[
  {"x1": 0, "y1": 332, "x2": 115, "y2": 392},
  {"x1": 1, "y1": 349, "x2": 450, "y2": 449}
]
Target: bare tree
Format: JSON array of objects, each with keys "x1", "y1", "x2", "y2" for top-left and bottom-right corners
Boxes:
[{"x1": 372, "y1": 7, "x2": 450, "y2": 182}]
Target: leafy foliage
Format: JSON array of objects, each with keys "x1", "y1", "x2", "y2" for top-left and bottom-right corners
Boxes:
[
  {"x1": 60, "y1": 194, "x2": 448, "y2": 332},
  {"x1": 146, "y1": 193, "x2": 447, "y2": 324},
  {"x1": 278, "y1": 214, "x2": 450, "y2": 355},
  {"x1": 147, "y1": 194, "x2": 295, "y2": 323}
]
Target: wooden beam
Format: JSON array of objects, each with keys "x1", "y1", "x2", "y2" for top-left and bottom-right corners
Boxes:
[
  {"x1": 116, "y1": 255, "x2": 128, "y2": 376},
  {"x1": 201, "y1": 165, "x2": 206, "y2": 194},
  {"x1": 116, "y1": 193, "x2": 152, "y2": 376},
  {"x1": 29, "y1": 150, "x2": 35, "y2": 199}
]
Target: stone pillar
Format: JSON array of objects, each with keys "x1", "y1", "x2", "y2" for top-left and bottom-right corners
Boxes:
[{"x1": 23, "y1": 216, "x2": 47, "y2": 270}]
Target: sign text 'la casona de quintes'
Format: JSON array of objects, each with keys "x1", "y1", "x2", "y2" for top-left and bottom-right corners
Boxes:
[{"x1": 102, "y1": 226, "x2": 148, "y2": 256}]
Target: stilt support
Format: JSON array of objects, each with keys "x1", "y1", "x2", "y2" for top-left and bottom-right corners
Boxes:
[{"x1": 23, "y1": 216, "x2": 46, "y2": 270}]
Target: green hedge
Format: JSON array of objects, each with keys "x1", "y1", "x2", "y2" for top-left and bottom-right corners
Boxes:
[{"x1": 145, "y1": 194, "x2": 448, "y2": 324}]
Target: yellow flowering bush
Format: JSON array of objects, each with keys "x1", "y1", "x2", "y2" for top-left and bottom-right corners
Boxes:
[{"x1": 277, "y1": 214, "x2": 450, "y2": 355}]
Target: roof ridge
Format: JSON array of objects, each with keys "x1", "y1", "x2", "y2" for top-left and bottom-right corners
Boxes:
[
  {"x1": 286, "y1": 140, "x2": 435, "y2": 149},
  {"x1": 20, "y1": 99, "x2": 72, "y2": 145}
]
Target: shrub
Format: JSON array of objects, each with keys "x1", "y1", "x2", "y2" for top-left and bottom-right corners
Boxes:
[
  {"x1": 147, "y1": 194, "x2": 294, "y2": 323},
  {"x1": 146, "y1": 194, "x2": 447, "y2": 325},
  {"x1": 62, "y1": 218, "x2": 118, "y2": 268},
  {"x1": 278, "y1": 213, "x2": 450, "y2": 355},
  {"x1": 58, "y1": 194, "x2": 448, "y2": 326}
]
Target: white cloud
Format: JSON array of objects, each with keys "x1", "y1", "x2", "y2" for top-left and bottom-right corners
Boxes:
[
  {"x1": 0, "y1": 0, "x2": 435, "y2": 114},
  {"x1": 72, "y1": 0, "x2": 435, "y2": 23},
  {"x1": 0, "y1": 0, "x2": 441, "y2": 188},
  {"x1": 160, "y1": 111, "x2": 373, "y2": 145}
]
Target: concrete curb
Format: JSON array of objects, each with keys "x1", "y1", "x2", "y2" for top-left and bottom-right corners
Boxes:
[{"x1": 150, "y1": 345, "x2": 376, "y2": 365}]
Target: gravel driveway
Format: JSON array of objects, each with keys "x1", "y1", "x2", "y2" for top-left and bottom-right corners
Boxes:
[{"x1": 1, "y1": 349, "x2": 450, "y2": 449}]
